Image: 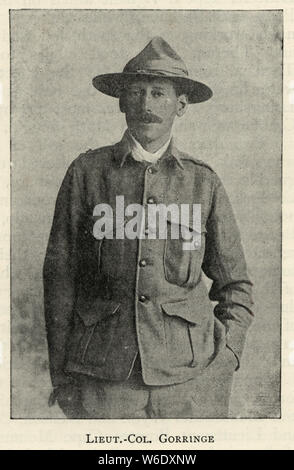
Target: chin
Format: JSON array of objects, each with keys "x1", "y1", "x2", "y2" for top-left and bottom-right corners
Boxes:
[{"x1": 134, "y1": 129, "x2": 158, "y2": 144}]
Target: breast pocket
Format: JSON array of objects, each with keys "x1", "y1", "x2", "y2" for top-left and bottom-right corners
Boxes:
[
  {"x1": 84, "y1": 213, "x2": 117, "y2": 275},
  {"x1": 80, "y1": 215, "x2": 105, "y2": 274},
  {"x1": 68, "y1": 297, "x2": 121, "y2": 367},
  {"x1": 90, "y1": 213, "x2": 130, "y2": 279},
  {"x1": 163, "y1": 219, "x2": 207, "y2": 288}
]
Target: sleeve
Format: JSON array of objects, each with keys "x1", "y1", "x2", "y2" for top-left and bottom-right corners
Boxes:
[
  {"x1": 202, "y1": 173, "x2": 254, "y2": 370},
  {"x1": 43, "y1": 161, "x2": 85, "y2": 387}
]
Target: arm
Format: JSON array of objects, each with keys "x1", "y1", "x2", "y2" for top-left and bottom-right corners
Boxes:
[
  {"x1": 202, "y1": 173, "x2": 254, "y2": 370},
  {"x1": 43, "y1": 161, "x2": 84, "y2": 388}
]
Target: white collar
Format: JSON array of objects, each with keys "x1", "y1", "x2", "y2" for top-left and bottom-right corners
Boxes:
[{"x1": 125, "y1": 130, "x2": 172, "y2": 164}]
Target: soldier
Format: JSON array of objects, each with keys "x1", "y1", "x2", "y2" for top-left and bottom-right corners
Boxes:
[{"x1": 43, "y1": 37, "x2": 254, "y2": 419}]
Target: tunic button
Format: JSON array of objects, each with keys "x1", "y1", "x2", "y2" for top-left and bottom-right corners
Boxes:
[
  {"x1": 148, "y1": 167, "x2": 154, "y2": 174},
  {"x1": 139, "y1": 259, "x2": 147, "y2": 267},
  {"x1": 147, "y1": 197, "x2": 156, "y2": 204},
  {"x1": 139, "y1": 295, "x2": 147, "y2": 303}
]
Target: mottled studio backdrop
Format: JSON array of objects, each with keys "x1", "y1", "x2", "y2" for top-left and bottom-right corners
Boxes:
[{"x1": 11, "y1": 10, "x2": 282, "y2": 418}]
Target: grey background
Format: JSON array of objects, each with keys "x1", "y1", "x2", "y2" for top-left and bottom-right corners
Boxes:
[{"x1": 11, "y1": 9, "x2": 282, "y2": 418}]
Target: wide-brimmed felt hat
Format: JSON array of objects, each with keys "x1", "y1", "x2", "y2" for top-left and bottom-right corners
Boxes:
[{"x1": 92, "y1": 36, "x2": 212, "y2": 104}]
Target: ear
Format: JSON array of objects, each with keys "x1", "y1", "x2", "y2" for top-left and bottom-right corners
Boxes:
[{"x1": 176, "y1": 94, "x2": 188, "y2": 117}]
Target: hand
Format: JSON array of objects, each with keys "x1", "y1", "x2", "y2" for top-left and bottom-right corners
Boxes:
[
  {"x1": 49, "y1": 383, "x2": 86, "y2": 418},
  {"x1": 205, "y1": 344, "x2": 239, "y2": 372}
]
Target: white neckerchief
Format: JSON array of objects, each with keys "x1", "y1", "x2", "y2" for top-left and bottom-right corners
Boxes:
[{"x1": 126, "y1": 130, "x2": 171, "y2": 164}]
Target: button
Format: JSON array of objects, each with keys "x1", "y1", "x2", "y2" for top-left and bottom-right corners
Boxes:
[
  {"x1": 147, "y1": 167, "x2": 156, "y2": 174},
  {"x1": 139, "y1": 295, "x2": 147, "y2": 303},
  {"x1": 139, "y1": 259, "x2": 147, "y2": 267},
  {"x1": 147, "y1": 197, "x2": 156, "y2": 204}
]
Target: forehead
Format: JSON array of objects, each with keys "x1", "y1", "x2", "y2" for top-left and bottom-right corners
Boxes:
[{"x1": 124, "y1": 77, "x2": 176, "y2": 92}]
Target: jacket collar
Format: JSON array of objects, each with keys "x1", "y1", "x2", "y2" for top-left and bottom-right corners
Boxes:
[{"x1": 113, "y1": 130, "x2": 184, "y2": 170}]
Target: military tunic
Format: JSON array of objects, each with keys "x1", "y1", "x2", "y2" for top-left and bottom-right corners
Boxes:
[{"x1": 43, "y1": 134, "x2": 253, "y2": 416}]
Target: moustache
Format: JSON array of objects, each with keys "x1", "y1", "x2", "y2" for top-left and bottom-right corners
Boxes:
[{"x1": 137, "y1": 113, "x2": 163, "y2": 124}]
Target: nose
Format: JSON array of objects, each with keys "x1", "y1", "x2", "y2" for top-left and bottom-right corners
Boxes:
[{"x1": 140, "y1": 90, "x2": 153, "y2": 112}]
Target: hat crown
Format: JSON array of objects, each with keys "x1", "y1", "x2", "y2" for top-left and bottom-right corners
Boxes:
[{"x1": 123, "y1": 36, "x2": 189, "y2": 78}]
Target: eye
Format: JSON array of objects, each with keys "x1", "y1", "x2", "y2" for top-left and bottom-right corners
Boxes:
[
  {"x1": 128, "y1": 89, "x2": 141, "y2": 97},
  {"x1": 152, "y1": 91, "x2": 164, "y2": 98}
]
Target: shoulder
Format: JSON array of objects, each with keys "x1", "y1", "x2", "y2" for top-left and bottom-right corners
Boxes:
[
  {"x1": 68, "y1": 144, "x2": 116, "y2": 174},
  {"x1": 176, "y1": 150, "x2": 227, "y2": 195},
  {"x1": 177, "y1": 150, "x2": 217, "y2": 177},
  {"x1": 74, "y1": 144, "x2": 114, "y2": 165},
  {"x1": 177, "y1": 150, "x2": 214, "y2": 172}
]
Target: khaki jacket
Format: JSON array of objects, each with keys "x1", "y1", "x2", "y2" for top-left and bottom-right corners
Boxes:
[{"x1": 43, "y1": 134, "x2": 254, "y2": 387}]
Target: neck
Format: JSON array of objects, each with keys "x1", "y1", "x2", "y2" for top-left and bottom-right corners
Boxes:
[{"x1": 130, "y1": 131, "x2": 171, "y2": 153}]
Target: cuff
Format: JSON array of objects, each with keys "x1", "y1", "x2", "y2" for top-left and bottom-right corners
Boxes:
[
  {"x1": 50, "y1": 370, "x2": 77, "y2": 388},
  {"x1": 226, "y1": 344, "x2": 240, "y2": 371},
  {"x1": 225, "y1": 323, "x2": 249, "y2": 371}
]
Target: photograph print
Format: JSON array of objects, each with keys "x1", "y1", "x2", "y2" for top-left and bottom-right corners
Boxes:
[{"x1": 11, "y1": 9, "x2": 282, "y2": 419}]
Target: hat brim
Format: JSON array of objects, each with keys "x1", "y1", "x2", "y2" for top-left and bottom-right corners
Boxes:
[{"x1": 92, "y1": 72, "x2": 212, "y2": 104}]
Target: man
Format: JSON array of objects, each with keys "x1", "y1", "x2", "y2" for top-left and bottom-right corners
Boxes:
[{"x1": 43, "y1": 37, "x2": 254, "y2": 419}]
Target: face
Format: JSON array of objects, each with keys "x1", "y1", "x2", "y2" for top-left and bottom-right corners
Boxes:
[{"x1": 120, "y1": 77, "x2": 188, "y2": 148}]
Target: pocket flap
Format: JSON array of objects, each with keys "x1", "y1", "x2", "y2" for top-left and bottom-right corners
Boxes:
[
  {"x1": 165, "y1": 213, "x2": 207, "y2": 236},
  {"x1": 161, "y1": 299, "x2": 202, "y2": 325},
  {"x1": 74, "y1": 297, "x2": 120, "y2": 326}
]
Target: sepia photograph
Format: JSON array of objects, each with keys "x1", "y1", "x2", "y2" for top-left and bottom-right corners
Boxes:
[{"x1": 10, "y1": 9, "x2": 282, "y2": 419}]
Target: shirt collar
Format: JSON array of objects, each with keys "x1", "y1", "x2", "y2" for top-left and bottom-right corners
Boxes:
[
  {"x1": 113, "y1": 129, "x2": 184, "y2": 170},
  {"x1": 126, "y1": 130, "x2": 171, "y2": 163}
]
